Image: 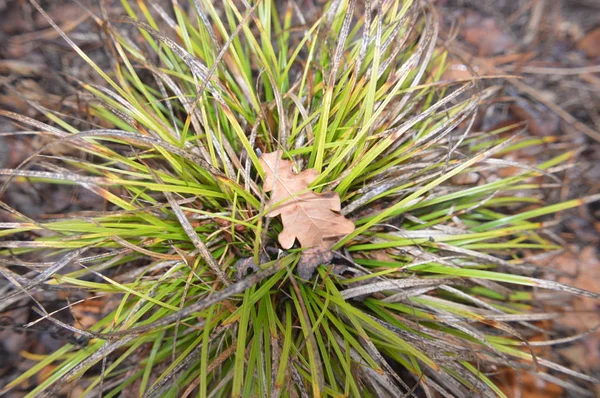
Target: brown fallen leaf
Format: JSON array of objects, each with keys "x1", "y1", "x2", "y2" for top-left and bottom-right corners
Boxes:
[
  {"x1": 497, "y1": 368, "x2": 563, "y2": 398},
  {"x1": 509, "y1": 98, "x2": 560, "y2": 137},
  {"x1": 441, "y1": 61, "x2": 475, "y2": 81},
  {"x1": 260, "y1": 150, "x2": 355, "y2": 250},
  {"x1": 463, "y1": 13, "x2": 516, "y2": 57},
  {"x1": 553, "y1": 247, "x2": 600, "y2": 371},
  {"x1": 297, "y1": 247, "x2": 334, "y2": 280},
  {"x1": 577, "y1": 26, "x2": 600, "y2": 59},
  {"x1": 235, "y1": 253, "x2": 269, "y2": 279}
]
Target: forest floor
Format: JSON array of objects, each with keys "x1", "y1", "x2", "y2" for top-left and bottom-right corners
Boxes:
[{"x1": 0, "y1": 0, "x2": 599, "y2": 396}]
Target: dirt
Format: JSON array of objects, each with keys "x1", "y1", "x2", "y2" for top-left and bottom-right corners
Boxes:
[{"x1": 437, "y1": 1, "x2": 600, "y2": 395}]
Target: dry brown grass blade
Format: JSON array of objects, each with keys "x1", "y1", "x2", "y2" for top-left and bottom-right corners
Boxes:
[
  {"x1": 341, "y1": 278, "x2": 455, "y2": 299},
  {"x1": 509, "y1": 77, "x2": 600, "y2": 143},
  {"x1": 162, "y1": 188, "x2": 232, "y2": 286},
  {"x1": 0, "y1": 247, "x2": 90, "y2": 302},
  {"x1": 180, "y1": 344, "x2": 237, "y2": 398},
  {"x1": 445, "y1": 42, "x2": 600, "y2": 143}
]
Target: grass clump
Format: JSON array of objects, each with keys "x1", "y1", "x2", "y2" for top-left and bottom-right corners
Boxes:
[{"x1": 0, "y1": 0, "x2": 599, "y2": 397}]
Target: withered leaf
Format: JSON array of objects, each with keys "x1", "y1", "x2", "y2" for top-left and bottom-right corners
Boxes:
[
  {"x1": 260, "y1": 150, "x2": 355, "y2": 250},
  {"x1": 235, "y1": 253, "x2": 269, "y2": 280},
  {"x1": 297, "y1": 247, "x2": 334, "y2": 280}
]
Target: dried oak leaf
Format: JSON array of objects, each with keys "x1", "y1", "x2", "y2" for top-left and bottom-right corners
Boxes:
[
  {"x1": 260, "y1": 150, "x2": 355, "y2": 250},
  {"x1": 296, "y1": 247, "x2": 334, "y2": 280}
]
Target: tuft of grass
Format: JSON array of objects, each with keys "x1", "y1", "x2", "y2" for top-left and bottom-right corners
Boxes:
[{"x1": 0, "y1": 0, "x2": 598, "y2": 397}]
